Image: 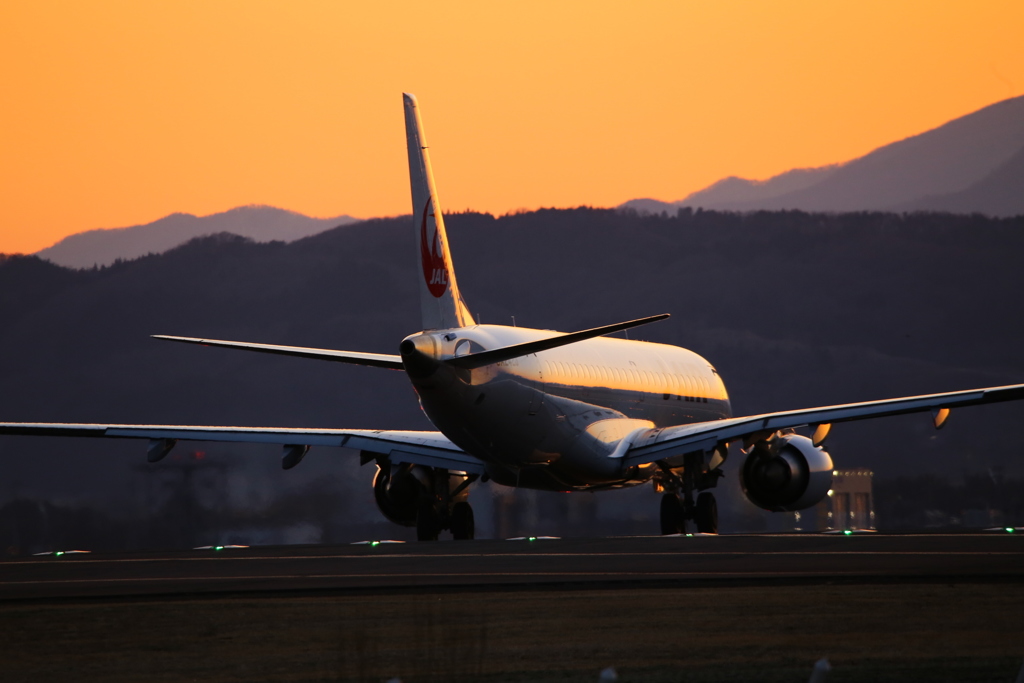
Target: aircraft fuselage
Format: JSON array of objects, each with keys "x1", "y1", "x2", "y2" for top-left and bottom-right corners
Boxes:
[{"x1": 402, "y1": 324, "x2": 732, "y2": 491}]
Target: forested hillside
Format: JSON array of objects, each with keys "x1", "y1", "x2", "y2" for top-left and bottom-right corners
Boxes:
[{"x1": 2, "y1": 208, "x2": 1023, "y2": 549}]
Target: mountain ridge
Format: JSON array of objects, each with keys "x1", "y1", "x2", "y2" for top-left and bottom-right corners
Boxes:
[
  {"x1": 896, "y1": 144, "x2": 1024, "y2": 216},
  {"x1": 621, "y1": 95, "x2": 1024, "y2": 217},
  {"x1": 34, "y1": 204, "x2": 360, "y2": 269}
]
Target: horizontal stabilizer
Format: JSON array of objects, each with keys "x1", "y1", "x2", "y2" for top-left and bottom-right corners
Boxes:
[
  {"x1": 153, "y1": 335, "x2": 404, "y2": 370},
  {"x1": 445, "y1": 314, "x2": 669, "y2": 370}
]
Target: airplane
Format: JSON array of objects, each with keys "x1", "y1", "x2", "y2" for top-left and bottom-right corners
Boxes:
[{"x1": 4, "y1": 93, "x2": 1024, "y2": 541}]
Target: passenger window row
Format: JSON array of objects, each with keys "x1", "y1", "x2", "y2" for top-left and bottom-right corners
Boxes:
[{"x1": 541, "y1": 361, "x2": 713, "y2": 402}]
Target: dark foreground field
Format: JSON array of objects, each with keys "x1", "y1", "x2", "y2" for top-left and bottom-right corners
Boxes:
[{"x1": 4, "y1": 582, "x2": 1023, "y2": 682}]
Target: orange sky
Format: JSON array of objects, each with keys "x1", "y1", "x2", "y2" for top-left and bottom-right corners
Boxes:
[{"x1": 2, "y1": 1, "x2": 1022, "y2": 254}]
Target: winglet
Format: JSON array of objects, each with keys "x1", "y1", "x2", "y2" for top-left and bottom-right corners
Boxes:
[{"x1": 403, "y1": 93, "x2": 474, "y2": 330}]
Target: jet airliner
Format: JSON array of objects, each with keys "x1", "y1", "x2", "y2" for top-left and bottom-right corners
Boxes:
[{"x1": 4, "y1": 94, "x2": 1024, "y2": 540}]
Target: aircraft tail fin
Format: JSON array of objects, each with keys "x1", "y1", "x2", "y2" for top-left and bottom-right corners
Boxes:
[{"x1": 403, "y1": 93, "x2": 474, "y2": 330}]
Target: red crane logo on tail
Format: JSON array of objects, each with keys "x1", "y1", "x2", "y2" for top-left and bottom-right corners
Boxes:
[{"x1": 420, "y1": 198, "x2": 449, "y2": 298}]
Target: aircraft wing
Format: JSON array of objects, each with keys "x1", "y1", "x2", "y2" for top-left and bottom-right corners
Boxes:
[
  {"x1": 621, "y1": 382, "x2": 1024, "y2": 467},
  {"x1": 0, "y1": 423, "x2": 484, "y2": 474}
]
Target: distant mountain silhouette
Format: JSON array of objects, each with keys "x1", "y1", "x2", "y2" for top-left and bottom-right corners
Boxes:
[
  {"x1": 897, "y1": 144, "x2": 1024, "y2": 216},
  {"x1": 623, "y1": 95, "x2": 1024, "y2": 216},
  {"x1": 620, "y1": 167, "x2": 837, "y2": 215},
  {"x1": 35, "y1": 205, "x2": 360, "y2": 268},
  {"x1": 617, "y1": 198, "x2": 679, "y2": 215},
  {"x1": 684, "y1": 166, "x2": 840, "y2": 209}
]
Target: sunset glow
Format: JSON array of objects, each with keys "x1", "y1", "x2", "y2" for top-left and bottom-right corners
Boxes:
[{"x1": 2, "y1": 1, "x2": 1022, "y2": 254}]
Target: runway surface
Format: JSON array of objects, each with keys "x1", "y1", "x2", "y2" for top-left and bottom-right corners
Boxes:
[{"x1": 2, "y1": 533, "x2": 1021, "y2": 601}]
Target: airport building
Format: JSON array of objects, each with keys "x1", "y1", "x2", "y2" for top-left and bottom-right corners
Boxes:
[{"x1": 790, "y1": 468, "x2": 876, "y2": 532}]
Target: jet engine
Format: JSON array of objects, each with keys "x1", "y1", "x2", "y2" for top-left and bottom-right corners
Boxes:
[
  {"x1": 372, "y1": 463, "x2": 432, "y2": 526},
  {"x1": 740, "y1": 434, "x2": 833, "y2": 511}
]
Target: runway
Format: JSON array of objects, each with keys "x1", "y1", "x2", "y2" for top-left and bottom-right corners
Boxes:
[{"x1": 2, "y1": 533, "x2": 1022, "y2": 601}]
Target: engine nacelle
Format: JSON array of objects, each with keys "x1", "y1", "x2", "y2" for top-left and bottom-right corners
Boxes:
[
  {"x1": 372, "y1": 463, "x2": 433, "y2": 527},
  {"x1": 740, "y1": 434, "x2": 833, "y2": 511}
]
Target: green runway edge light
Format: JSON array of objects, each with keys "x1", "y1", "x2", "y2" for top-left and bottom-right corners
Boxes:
[
  {"x1": 351, "y1": 540, "x2": 405, "y2": 546},
  {"x1": 32, "y1": 550, "x2": 91, "y2": 556}
]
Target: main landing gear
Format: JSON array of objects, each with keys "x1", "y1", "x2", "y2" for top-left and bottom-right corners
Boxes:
[
  {"x1": 657, "y1": 451, "x2": 722, "y2": 535},
  {"x1": 660, "y1": 492, "x2": 717, "y2": 534},
  {"x1": 660, "y1": 493, "x2": 686, "y2": 534},
  {"x1": 450, "y1": 501, "x2": 475, "y2": 540},
  {"x1": 415, "y1": 470, "x2": 478, "y2": 542},
  {"x1": 371, "y1": 460, "x2": 477, "y2": 541},
  {"x1": 416, "y1": 499, "x2": 475, "y2": 541},
  {"x1": 694, "y1": 492, "x2": 718, "y2": 534}
]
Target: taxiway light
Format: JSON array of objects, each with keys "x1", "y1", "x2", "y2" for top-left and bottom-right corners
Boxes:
[
  {"x1": 843, "y1": 530, "x2": 852, "y2": 535},
  {"x1": 32, "y1": 550, "x2": 91, "y2": 556}
]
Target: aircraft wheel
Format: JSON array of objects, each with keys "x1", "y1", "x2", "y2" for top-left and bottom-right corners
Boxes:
[
  {"x1": 416, "y1": 501, "x2": 440, "y2": 541},
  {"x1": 695, "y1": 492, "x2": 718, "y2": 534},
  {"x1": 450, "y1": 501, "x2": 475, "y2": 540},
  {"x1": 660, "y1": 493, "x2": 685, "y2": 535}
]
